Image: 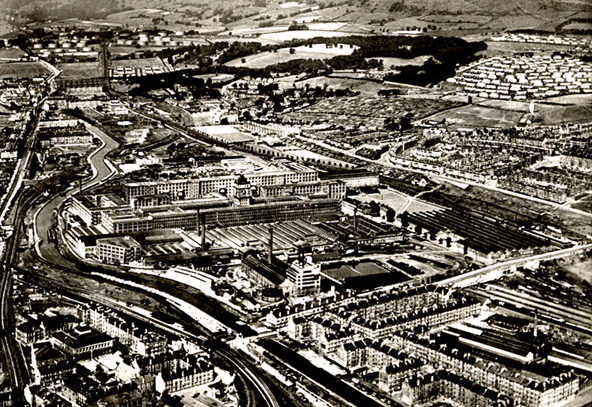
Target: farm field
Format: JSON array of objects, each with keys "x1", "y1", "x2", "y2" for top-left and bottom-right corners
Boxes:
[{"x1": 0, "y1": 61, "x2": 51, "y2": 79}]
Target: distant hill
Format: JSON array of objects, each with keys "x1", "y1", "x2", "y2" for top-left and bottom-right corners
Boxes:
[{"x1": 3, "y1": 0, "x2": 589, "y2": 30}]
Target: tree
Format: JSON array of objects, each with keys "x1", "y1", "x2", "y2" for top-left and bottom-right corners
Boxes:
[
  {"x1": 369, "y1": 201, "x2": 380, "y2": 216},
  {"x1": 386, "y1": 207, "x2": 396, "y2": 222},
  {"x1": 289, "y1": 48, "x2": 296, "y2": 54}
]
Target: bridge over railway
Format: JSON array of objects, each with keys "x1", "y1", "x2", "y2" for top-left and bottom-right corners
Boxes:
[{"x1": 436, "y1": 243, "x2": 592, "y2": 288}]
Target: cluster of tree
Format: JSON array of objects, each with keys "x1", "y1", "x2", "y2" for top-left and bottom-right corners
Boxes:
[
  {"x1": 278, "y1": 35, "x2": 486, "y2": 65},
  {"x1": 288, "y1": 22, "x2": 310, "y2": 31},
  {"x1": 384, "y1": 57, "x2": 459, "y2": 87},
  {"x1": 556, "y1": 18, "x2": 592, "y2": 35},
  {"x1": 326, "y1": 55, "x2": 382, "y2": 70},
  {"x1": 127, "y1": 70, "x2": 221, "y2": 99},
  {"x1": 388, "y1": 1, "x2": 423, "y2": 14},
  {"x1": 510, "y1": 19, "x2": 592, "y2": 35},
  {"x1": 216, "y1": 41, "x2": 279, "y2": 64}
]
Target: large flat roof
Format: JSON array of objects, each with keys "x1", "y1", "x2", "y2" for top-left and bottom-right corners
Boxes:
[{"x1": 194, "y1": 125, "x2": 255, "y2": 144}]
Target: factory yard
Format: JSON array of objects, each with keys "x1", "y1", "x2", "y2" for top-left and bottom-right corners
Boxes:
[
  {"x1": 110, "y1": 57, "x2": 170, "y2": 77},
  {"x1": 350, "y1": 188, "x2": 443, "y2": 214},
  {"x1": 206, "y1": 220, "x2": 335, "y2": 251}
]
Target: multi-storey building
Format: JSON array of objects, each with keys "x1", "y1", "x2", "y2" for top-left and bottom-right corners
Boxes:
[
  {"x1": 401, "y1": 371, "x2": 514, "y2": 407},
  {"x1": 51, "y1": 325, "x2": 114, "y2": 361},
  {"x1": 31, "y1": 342, "x2": 76, "y2": 387},
  {"x1": 123, "y1": 165, "x2": 319, "y2": 201},
  {"x1": 266, "y1": 286, "x2": 444, "y2": 327},
  {"x1": 259, "y1": 180, "x2": 346, "y2": 200},
  {"x1": 96, "y1": 236, "x2": 142, "y2": 264},
  {"x1": 101, "y1": 198, "x2": 340, "y2": 233},
  {"x1": 390, "y1": 331, "x2": 579, "y2": 407},
  {"x1": 155, "y1": 360, "x2": 214, "y2": 393},
  {"x1": 286, "y1": 256, "x2": 321, "y2": 296},
  {"x1": 378, "y1": 357, "x2": 425, "y2": 393},
  {"x1": 349, "y1": 296, "x2": 481, "y2": 340},
  {"x1": 78, "y1": 303, "x2": 167, "y2": 357}
]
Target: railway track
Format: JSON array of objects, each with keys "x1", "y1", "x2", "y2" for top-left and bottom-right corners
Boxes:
[
  {"x1": 468, "y1": 284, "x2": 592, "y2": 330},
  {"x1": 18, "y1": 269, "x2": 280, "y2": 407}
]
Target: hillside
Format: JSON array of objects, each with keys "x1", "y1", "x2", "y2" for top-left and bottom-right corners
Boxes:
[{"x1": 2, "y1": 0, "x2": 589, "y2": 33}]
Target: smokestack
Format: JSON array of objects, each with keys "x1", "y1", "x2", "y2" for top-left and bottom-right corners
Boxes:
[
  {"x1": 201, "y1": 222, "x2": 206, "y2": 250},
  {"x1": 533, "y1": 309, "x2": 538, "y2": 338},
  {"x1": 353, "y1": 207, "x2": 358, "y2": 232},
  {"x1": 268, "y1": 227, "x2": 273, "y2": 264}
]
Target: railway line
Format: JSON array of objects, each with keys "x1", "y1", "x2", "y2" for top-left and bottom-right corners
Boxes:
[
  {"x1": 0, "y1": 102, "x2": 46, "y2": 403},
  {"x1": 467, "y1": 284, "x2": 592, "y2": 330},
  {"x1": 0, "y1": 190, "x2": 39, "y2": 403},
  {"x1": 18, "y1": 268, "x2": 280, "y2": 407},
  {"x1": 13, "y1": 111, "x2": 282, "y2": 407}
]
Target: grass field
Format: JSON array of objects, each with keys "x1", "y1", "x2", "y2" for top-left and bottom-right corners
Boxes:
[
  {"x1": 564, "y1": 258, "x2": 592, "y2": 284},
  {"x1": 424, "y1": 104, "x2": 524, "y2": 128},
  {"x1": 380, "y1": 55, "x2": 431, "y2": 68},
  {"x1": 0, "y1": 62, "x2": 51, "y2": 79},
  {"x1": 259, "y1": 30, "x2": 354, "y2": 42},
  {"x1": 323, "y1": 260, "x2": 391, "y2": 280},
  {"x1": 535, "y1": 102, "x2": 592, "y2": 126},
  {"x1": 562, "y1": 22, "x2": 592, "y2": 30},
  {"x1": 353, "y1": 189, "x2": 410, "y2": 213},
  {"x1": 56, "y1": 61, "x2": 102, "y2": 79},
  {"x1": 225, "y1": 44, "x2": 357, "y2": 68},
  {"x1": 293, "y1": 76, "x2": 406, "y2": 95},
  {"x1": 0, "y1": 48, "x2": 27, "y2": 60},
  {"x1": 111, "y1": 57, "x2": 167, "y2": 69},
  {"x1": 571, "y1": 194, "x2": 592, "y2": 214}
]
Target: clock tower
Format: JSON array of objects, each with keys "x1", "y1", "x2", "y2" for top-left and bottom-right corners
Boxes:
[{"x1": 232, "y1": 174, "x2": 252, "y2": 206}]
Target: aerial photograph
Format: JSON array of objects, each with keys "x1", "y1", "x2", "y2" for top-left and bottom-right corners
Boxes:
[{"x1": 0, "y1": 0, "x2": 590, "y2": 406}]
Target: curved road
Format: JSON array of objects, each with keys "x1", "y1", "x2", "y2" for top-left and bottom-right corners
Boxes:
[{"x1": 35, "y1": 124, "x2": 119, "y2": 267}]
